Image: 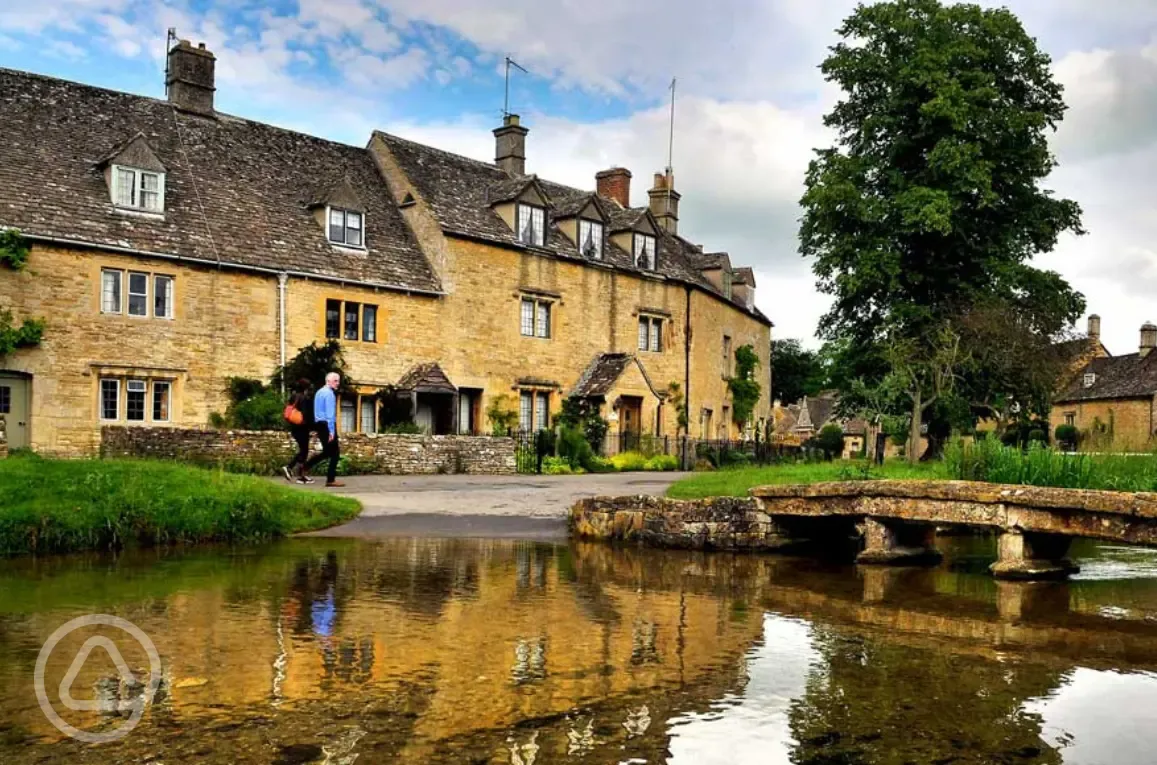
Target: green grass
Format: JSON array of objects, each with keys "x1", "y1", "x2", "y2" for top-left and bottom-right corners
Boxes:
[
  {"x1": 944, "y1": 438, "x2": 1157, "y2": 492},
  {"x1": 0, "y1": 454, "x2": 360, "y2": 556},
  {"x1": 666, "y1": 460, "x2": 945, "y2": 499}
]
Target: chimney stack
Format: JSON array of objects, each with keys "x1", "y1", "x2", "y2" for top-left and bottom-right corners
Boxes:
[
  {"x1": 596, "y1": 167, "x2": 632, "y2": 208},
  {"x1": 1142, "y1": 323, "x2": 1157, "y2": 358},
  {"x1": 166, "y1": 40, "x2": 216, "y2": 116},
  {"x1": 648, "y1": 171, "x2": 681, "y2": 234},
  {"x1": 493, "y1": 114, "x2": 528, "y2": 176},
  {"x1": 1088, "y1": 314, "x2": 1101, "y2": 341}
]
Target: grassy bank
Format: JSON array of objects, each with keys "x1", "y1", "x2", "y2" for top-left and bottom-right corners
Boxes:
[
  {"x1": 666, "y1": 460, "x2": 944, "y2": 499},
  {"x1": 0, "y1": 454, "x2": 360, "y2": 556},
  {"x1": 666, "y1": 440, "x2": 1157, "y2": 499}
]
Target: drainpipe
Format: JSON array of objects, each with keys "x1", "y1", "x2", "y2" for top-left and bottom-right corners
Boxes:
[
  {"x1": 684, "y1": 286, "x2": 692, "y2": 461},
  {"x1": 278, "y1": 272, "x2": 288, "y2": 393}
]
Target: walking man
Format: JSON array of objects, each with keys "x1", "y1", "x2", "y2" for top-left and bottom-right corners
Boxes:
[{"x1": 304, "y1": 372, "x2": 345, "y2": 488}]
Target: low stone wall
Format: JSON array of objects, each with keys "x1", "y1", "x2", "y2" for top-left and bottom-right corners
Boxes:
[
  {"x1": 570, "y1": 495, "x2": 793, "y2": 551},
  {"x1": 101, "y1": 426, "x2": 516, "y2": 475}
]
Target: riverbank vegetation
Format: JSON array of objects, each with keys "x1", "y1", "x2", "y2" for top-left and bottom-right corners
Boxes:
[
  {"x1": 667, "y1": 460, "x2": 944, "y2": 499},
  {"x1": 0, "y1": 453, "x2": 360, "y2": 556}
]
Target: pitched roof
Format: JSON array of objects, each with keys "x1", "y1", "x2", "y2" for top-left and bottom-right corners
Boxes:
[
  {"x1": 776, "y1": 393, "x2": 863, "y2": 436},
  {"x1": 396, "y1": 362, "x2": 456, "y2": 393},
  {"x1": 0, "y1": 68, "x2": 440, "y2": 293},
  {"x1": 1054, "y1": 353, "x2": 1157, "y2": 403},
  {"x1": 571, "y1": 353, "x2": 634, "y2": 397},
  {"x1": 733, "y1": 267, "x2": 756, "y2": 287},
  {"x1": 375, "y1": 131, "x2": 770, "y2": 325}
]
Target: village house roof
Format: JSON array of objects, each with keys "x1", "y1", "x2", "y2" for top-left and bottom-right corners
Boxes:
[
  {"x1": 374, "y1": 132, "x2": 771, "y2": 324},
  {"x1": 1054, "y1": 353, "x2": 1157, "y2": 403},
  {"x1": 775, "y1": 392, "x2": 866, "y2": 437},
  {"x1": 396, "y1": 362, "x2": 457, "y2": 394},
  {"x1": 570, "y1": 353, "x2": 661, "y2": 399},
  {"x1": 0, "y1": 68, "x2": 441, "y2": 294}
]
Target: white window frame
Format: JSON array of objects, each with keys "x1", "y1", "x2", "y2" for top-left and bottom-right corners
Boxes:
[
  {"x1": 520, "y1": 297, "x2": 551, "y2": 339},
  {"x1": 360, "y1": 398, "x2": 376, "y2": 434},
  {"x1": 638, "y1": 316, "x2": 662, "y2": 353},
  {"x1": 99, "y1": 378, "x2": 121, "y2": 422},
  {"x1": 111, "y1": 165, "x2": 165, "y2": 213},
  {"x1": 535, "y1": 301, "x2": 551, "y2": 339},
  {"x1": 125, "y1": 379, "x2": 148, "y2": 422},
  {"x1": 633, "y1": 233, "x2": 656, "y2": 270},
  {"x1": 1083, "y1": 373, "x2": 1096, "y2": 388},
  {"x1": 578, "y1": 219, "x2": 604, "y2": 259},
  {"x1": 362, "y1": 304, "x2": 378, "y2": 343},
  {"x1": 101, "y1": 269, "x2": 123, "y2": 314},
  {"x1": 327, "y1": 206, "x2": 365, "y2": 248},
  {"x1": 516, "y1": 203, "x2": 546, "y2": 247},
  {"x1": 154, "y1": 275, "x2": 175, "y2": 320},
  {"x1": 340, "y1": 398, "x2": 357, "y2": 433},
  {"x1": 127, "y1": 271, "x2": 149, "y2": 318},
  {"x1": 519, "y1": 391, "x2": 533, "y2": 431},
  {"x1": 535, "y1": 392, "x2": 549, "y2": 431},
  {"x1": 520, "y1": 298, "x2": 535, "y2": 337},
  {"x1": 152, "y1": 381, "x2": 172, "y2": 423}
]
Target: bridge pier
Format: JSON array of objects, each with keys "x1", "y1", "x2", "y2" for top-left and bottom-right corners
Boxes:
[
  {"x1": 991, "y1": 529, "x2": 1079, "y2": 581},
  {"x1": 855, "y1": 518, "x2": 943, "y2": 566},
  {"x1": 995, "y1": 580, "x2": 1072, "y2": 621}
]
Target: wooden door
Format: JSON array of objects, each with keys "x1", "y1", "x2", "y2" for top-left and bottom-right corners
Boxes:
[{"x1": 0, "y1": 374, "x2": 30, "y2": 449}]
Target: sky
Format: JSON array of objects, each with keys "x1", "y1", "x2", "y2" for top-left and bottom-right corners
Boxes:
[{"x1": 1, "y1": 0, "x2": 1155, "y2": 352}]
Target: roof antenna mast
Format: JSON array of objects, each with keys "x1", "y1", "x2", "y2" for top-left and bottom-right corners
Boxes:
[
  {"x1": 164, "y1": 28, "x2": 178, "y2": 98},
  {"x1": 504, "y1": 55, "x2": 528, "y2": 118}
]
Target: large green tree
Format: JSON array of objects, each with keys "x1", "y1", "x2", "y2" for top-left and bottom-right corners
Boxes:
[
  {"x1": 770, "y1": 339, "x2": 827, "y2": 404},
  {"x1": 800, "y1": 0, "x2": 1085, "y2": 460}
]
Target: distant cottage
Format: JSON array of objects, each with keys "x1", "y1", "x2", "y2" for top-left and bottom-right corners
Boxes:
[{"x1": 0, "y1": 41, "x2": 771, "y2": 454}]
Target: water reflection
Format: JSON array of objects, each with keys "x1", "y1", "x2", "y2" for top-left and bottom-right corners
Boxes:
[{"x1": 0, "y1": 536, "x2": 1154, "y2": 763}]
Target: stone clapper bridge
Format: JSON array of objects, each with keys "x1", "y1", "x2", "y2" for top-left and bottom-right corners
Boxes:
[{"x1": 570, "y1": 480, "x2": 1157, "y2": 580}]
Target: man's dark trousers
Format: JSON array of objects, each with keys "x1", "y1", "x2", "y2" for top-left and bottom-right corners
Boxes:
[{"x1": 305, "y1": 422, "x2": 340, "y2": 483}]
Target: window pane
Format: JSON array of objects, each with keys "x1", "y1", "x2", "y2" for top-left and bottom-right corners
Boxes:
[
  {"x1": 325, "y1": 299, "x2": 341, "y2": 339},
  {"x1": 520, "y1": 299, "x2": 534, "y2": 336},
  {"x1": 101, "y1": 270, "x2": 122, "y2": 313},
  {"x1": 154, "y1": 276, "x2": 173, "y2": 319},
  {"x1": 583, "y1": 221, "x2": 602, "y2": 258},
  {"x1": 100, "y1": 379, "x2": 119, "y2": 420},
  {"x1": 531, "y1": 207, "x2": 545, "y2": 246},
  {"x1": 116, "y1": 168, "x2": 135, "y2": 206},
  {"x1": 0, "y1": 386, "x2": 10, "y2": 415},
  {"x1": 344, "y1": 301, "x2": 359, "y2": 340},
  {"x1": 140, "y1": 173, "x2": 160, "y2": 212},
  {"x1": 340, "y1": 399, "x2": 356, "y2": 433},
  {"x1": 128, "y1": 272, "x2": 148, "y2": 317},
  {"x1": 638, "y1": 318, "x2": 649, "y2": 351},
  {"x1": 360, "y1": 400, "x2": 375, "y2": 434},
  {"x1": 346, "y1": 224, "x2": 362, "y2": 247},
  {"x1": 517, "y1": 205, "x2": 532, "y2": 244},
  {"x1": 519, "y1": 392, "x2": 532, "y2": 431},
  {"x1": 362, "y1": 305, "x2": 377, "y2": 342},
  {"x1": 536, "y1": 302, "x2": 550, "y2": 338},
  {"x1": 126, "y1": 380, "x2": 146, "y2": 421},
  {"x1": 535, "y1": 393, "x2": 549, "y2": 430},
  {"x1": 650, "y1": 319, "x2": 661, "y2": 352},
  {"x1": 329, "y1": 209, "x2": 345, "y2": 242},
  {"x1": 153, "y1": 382, "x2": 171, "y2": 421}
]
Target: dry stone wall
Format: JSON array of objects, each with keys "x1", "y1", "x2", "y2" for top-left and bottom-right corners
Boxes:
[{"x1": 101, "y1": 427, "x2": 516, "y2": 475}]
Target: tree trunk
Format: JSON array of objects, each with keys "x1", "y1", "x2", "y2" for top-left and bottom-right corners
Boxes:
[{"x1": 909, "y1": 388, "x2": 922, "y2": 466}]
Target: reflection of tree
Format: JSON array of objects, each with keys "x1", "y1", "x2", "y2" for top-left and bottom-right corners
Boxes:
[{"x1": 788, "y1": 627, "x2": 1065, "y2": 765}]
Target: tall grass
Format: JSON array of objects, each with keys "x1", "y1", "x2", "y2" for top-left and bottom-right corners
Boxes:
[
  {"x1": 0, "y1": 453, "x2": 361, "y2": 556},
  {"x1": 943, "y1": 439, "x2": 1157, "y2": 492}
]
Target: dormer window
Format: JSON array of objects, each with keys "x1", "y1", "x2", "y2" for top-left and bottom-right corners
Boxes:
[
  {"x1": 633, "y1": 233, "x2": 656, "y2": 270},
  {"x1": 1084, "y1": 372, "x2": 1096, "y2": 388},
  {"x1": 328, "y1": 207, "x2": 364, "y2": 248},
  {"x1": 112, "y1": 166, "x2": 164, "y2": 213},
  {"x1": 579, "y1": 219, "x2": 604, "y2": 259},
  {"x1": 517, "y1": 203, "x2": 546, "y2": 247}
]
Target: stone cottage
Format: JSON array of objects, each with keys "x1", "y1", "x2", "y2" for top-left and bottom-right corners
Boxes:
[
  {"x1": 773, "y1": 393, "x2": 868, "y2": 459},
  {"x1": 0, "y1": 41, "x2": 772, "y2": 455}
]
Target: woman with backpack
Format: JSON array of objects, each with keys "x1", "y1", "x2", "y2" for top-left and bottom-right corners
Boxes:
[{"x1": 282, "y1": 378, "x2": 315, "y2": 483}]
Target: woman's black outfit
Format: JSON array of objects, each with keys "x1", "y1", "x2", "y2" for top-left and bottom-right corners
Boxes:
[{"x1": 285, "y1": 391, "x2": 314, "y2": 476}]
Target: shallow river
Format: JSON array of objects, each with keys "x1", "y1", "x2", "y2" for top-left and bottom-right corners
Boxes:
[{"x1": 0, "y1": 535, "x2": 1155, "y2": 764}]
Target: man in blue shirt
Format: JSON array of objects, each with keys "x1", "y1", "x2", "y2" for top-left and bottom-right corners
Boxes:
[{"x1": 304, "y1": 372, "x2": 344, "y2": 487}]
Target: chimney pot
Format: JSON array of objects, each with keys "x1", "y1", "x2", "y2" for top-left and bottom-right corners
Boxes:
[
  {"x1": 493, "y1": 113, "x2": 529, "y2": 176},
  {"x1": 647, "y1": 169, "x2": 681, "y2": 234},
  {"x1": 166, "y1": 40, "x2": 216, "y2": 115},
  {"x1": 1088, "y1": 314, "x2": 1101, "y2": 340},
  {"x1": 596, "y1": 167, "x2": 632, "y2": 208}
]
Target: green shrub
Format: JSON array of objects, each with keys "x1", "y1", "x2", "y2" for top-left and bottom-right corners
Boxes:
[
  {"x1": 542, "y1": 456, "x2": 582, "y2": 475},
  {"x1": 382, "y1": 421, "x2": 422, "y2": 434},
  {"x1": 586, "y1": 457, "x2": 618, "y2": 473},
  {"x1": 813, "y1": 424, "x2": 845, "y2": 460},
  {"x1": 1027, "y1": 428, "x2": 1046, "y2": 444},
  {"x1": 610, "y1": 452, "x2": 648, "y2": 472},
  {"x1": 228, "y1": 389, "x2": 286, "y2": 431},
  {"x1": 1055, "y1": 424, "x2": 1078, "y2": 448},
  {"x1": 558, "y1": 425, "x2": 595, "y2": 470},
  {"x1": 644, "y1": 454, "x2": 678, "y2": 472}
]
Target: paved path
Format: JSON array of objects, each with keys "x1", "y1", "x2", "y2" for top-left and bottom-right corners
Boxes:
[{"x1": 291, "y1": 472, "x2": 688, "y2": 540}]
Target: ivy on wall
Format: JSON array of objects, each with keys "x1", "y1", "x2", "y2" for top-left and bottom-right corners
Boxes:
[
  {"x1": 727, "y1": 344, "x2": 762, "y2": 428},
  {"x1": 0, "y1": 231, "x2": 43, "y2": 358},
  {"x1": 0, "y1": 229, "x2": 30, "y2": 271}
]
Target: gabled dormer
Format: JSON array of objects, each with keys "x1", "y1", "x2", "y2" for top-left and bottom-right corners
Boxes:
[
  {"x1": 97, "y1": 133, "x2": 166, "y2": 215},
  {"x1": 309, "y1": 179, "x2": 365, "y2": 249},
  {"x1": 608, "y1": 208, "x2": 661, "y2": 271},
  {"x1": 552, "y1": 193, "x2": 608, "y2": 260},
  {"x1": 699, "y1": 252, "x2": 733, "y2": 296},
  {"x1": 488, "y1": 176, "x2": 553, "y2": 248}
]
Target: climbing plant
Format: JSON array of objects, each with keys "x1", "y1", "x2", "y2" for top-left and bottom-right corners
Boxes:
[
  {"x1": 0, "y1": 229, "x2": 30, "y2": 272},
  {"x1": 727, "y1": 344, "x2": 762, "y2": 429},
  {"x1": 0, "y1": 309, "x2": 44, "y2": 358},
  {"x1": 486, "y1": 394, "x2": 519, "y2": 435},
  {"x1": 666, "y1": 382, "x2": 689, "y2": 435}
]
